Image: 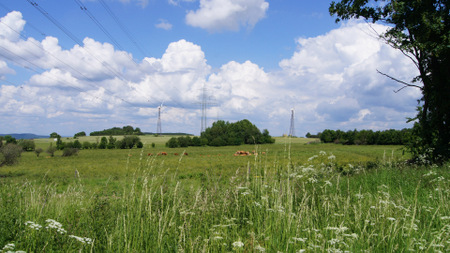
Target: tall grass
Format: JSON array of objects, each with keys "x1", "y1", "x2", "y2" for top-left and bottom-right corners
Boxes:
[{"x1": 0, "y1": 148, "x2": 448, "y2": 252}]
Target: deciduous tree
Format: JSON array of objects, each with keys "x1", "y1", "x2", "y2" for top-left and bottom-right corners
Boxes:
[{"x1": 330, "y1": 0, "x2": 450, "y2": 162}]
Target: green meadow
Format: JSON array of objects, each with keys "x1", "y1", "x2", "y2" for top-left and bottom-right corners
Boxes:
[{"x1": 1, "y1": 136, "x2": 449, "y2": 252}]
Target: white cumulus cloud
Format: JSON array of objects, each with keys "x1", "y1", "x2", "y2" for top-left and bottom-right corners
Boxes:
[{"x1": 186, "y1": 0, "x2": 269, "y2": 32}]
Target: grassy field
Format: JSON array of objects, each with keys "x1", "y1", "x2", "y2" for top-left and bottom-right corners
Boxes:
[{"x1": 0, "y1": 136, "x2": 449, "y2": 252}]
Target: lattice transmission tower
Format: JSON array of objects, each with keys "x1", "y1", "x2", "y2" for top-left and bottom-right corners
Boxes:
[
  {"x1": 156, "y1": 103, "x2": 163, "y2": 135},
  {"x1": 288, "y1": 108, "x2": 295, "y2": 137},
  {"x1": 198, "y1": 85, "x2": 217, "y2": 134}
]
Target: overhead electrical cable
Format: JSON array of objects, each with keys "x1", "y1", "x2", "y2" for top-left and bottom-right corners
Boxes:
[
  {"x1": 0, "y1": 2, "x2": 47, "y2": 36},
  {"x1": 0, "y1": 43, "x2": 112, "y2": 104},
  {"x1": 26, "y1": 0, "x2": 132, "y2": 84},
  {"x1": 24, "y1": 0, "x2": 185, "y2": 109},
  {"x1": 98, "y1": 0, "x2": 148, "y2": 57},
  {"x1": 0, "y1": 19, "x2": 135, "y2": 105},
  {"x1": 73, "y1": 0, "x2": 140, "y2": 68}
]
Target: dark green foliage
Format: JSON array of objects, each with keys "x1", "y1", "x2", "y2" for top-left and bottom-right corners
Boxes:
[
  {"x1": 200, "y1": 119, "x2": 275, "y2": 146},
  {"x1": 165, "y1": 120, "x2": 274, "y2": 148},
  {"x1": 98, "y1": 137, "x2": 108, "y2": 149},
  {"x1": 136, "y1": 141, "x2": 144, "y2": 149},
  {"x1": 74, "y1": 131, "x2": 86, "y2": 138},
  {"x1": 49, "y1": 132, "x2": 59, "y2": 138},
  {"x1": 89, "y1": 126, "x2": 144, "y2": 136},
  {"x1": 4, "y1": 135, "x2": 17, "y2": 145},
  {"x1": 73, "y1": 140, "x2": 82, "y2": 149},
  {"x1": 46, "y1": 144, "x2": 57, "y2": 157},
  {"x1": 107, "y1": 136, "x2": 116, "y2": 149},
  {"x1": 82, "y1": 141, "x2": 91, "y2": 149},
  {"x1": 330, "y1": 0, "x2": 450, "y2": 163},
  {"x1": 18, "y1": 139, "x2": 35, "y2": 151},
  {"x1": 62, "y1": 148, "x2": 79, "y2": 157},
  {"x1": 34, "y1": 148, "x2": 43, "y2": 157},
  {"x1": 318, "y1": 128, "x2": 412, "y2": 145},
  {"x1": 0, "y1": 144, "x2": 22, "y2": 166},
  {"x1": 166, "y1": 137, "x2": 179, "y2": 148},
  {"x1": 115, "y1": 136, "x2": 141, "y2": 149}
]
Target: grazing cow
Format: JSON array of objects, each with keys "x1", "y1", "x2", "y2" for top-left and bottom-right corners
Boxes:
[
  {"x1": 174, "y1": 153, "x2": 179, "y2": 156},
  {"x1": 158, "y1": 152, "x2": 168, "y2": 156},
  {"x1": 148, "y1": 153, "x2": 153, "y2": 156},
  {"x1": 183, "y1": 152, "x2": 188, "y2": 156}
]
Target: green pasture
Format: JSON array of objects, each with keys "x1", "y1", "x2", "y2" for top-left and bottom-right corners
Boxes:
[
  {"x1": 1, "y1": 136, "x2": 448, "y2": 252},
  {"x1": 2, "y1": 136, "x2": 406, "y2": 188}
]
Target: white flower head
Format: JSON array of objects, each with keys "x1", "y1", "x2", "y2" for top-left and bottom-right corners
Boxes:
[{"x1": 232, "y1": 240, "x2": 244, "y2": 248}]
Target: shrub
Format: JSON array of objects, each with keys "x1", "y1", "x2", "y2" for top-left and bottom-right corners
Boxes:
[
  {"x1": 166, "y1": 137, "x2": 179, "y2": 148},
  {"x1": 137, "y1": 141, "x2": 144, "y2": 149},
  {"x1": 151, "y1": 143, "x2": 156, "y2": 148},
  {"x1": 62, "y1": 148, "x2": 79, "y2": 157},
  {"x1": 34, "y1": 148, "x2": 43, "y2": 157},
  {"x1": 82, "y1": 141, "x2": 91, "y2": 149},
  {"x1": 46, "y1": 144, "x2": 57, "y2": 157},
  {"x1": 18, "y1": 139, "x2": 35, "y2": 151},
  {"x1": 98, "y1": 137, "x2": 108, "y2": 149},
  {"x1": 73, "y1": 140, "x2": 82, "y2": 149},
  {"x1": 0, "y1": 143, "x2": 23, "y2": 166}
]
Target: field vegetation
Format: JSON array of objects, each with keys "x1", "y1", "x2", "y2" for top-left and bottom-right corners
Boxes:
[{"x1": 0, "y1": 136, "x2": 449, "y2": 252}]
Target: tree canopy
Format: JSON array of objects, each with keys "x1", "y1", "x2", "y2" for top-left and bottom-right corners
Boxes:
[
  {"x1": 90, "y1": 126, "x2": 143, "y2": 136},
  {"x1": 330, "y1": 0, "x2": 450, "y2": 163},
  {"x1": 201, "y1": 119, "x2": 275, "y2": 146}
]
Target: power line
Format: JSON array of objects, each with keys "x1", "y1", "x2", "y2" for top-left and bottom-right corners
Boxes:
[
  {"x1": 0, "y1": 19, "x2": 134, "y2": 105},
  {"x1": 98, "y1": 0, "x2": 147, "y2": 57}
]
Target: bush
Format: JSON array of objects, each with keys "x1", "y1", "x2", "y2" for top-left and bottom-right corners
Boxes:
[
  {"x1": 0, "y1": 144, "x2": 23, "y2": 166},
  {"x1": 166, "y1": 137, "x2": 179, "y2": 148},
  {"x1": 62, "y1": 148, "x2": 79, "y2": 157},
  {"x1": 18, "y1": 139, "x2": 35, "y2": 151},
  {"x1": 82, "y1": 141, "x2": 91, "y2": 149},
  {"x1": 35, "y1": 148, "x2": 43, "y2": 157},
  {"x1": 46, "y1": 144, "x2": 57, "y2": 157}
]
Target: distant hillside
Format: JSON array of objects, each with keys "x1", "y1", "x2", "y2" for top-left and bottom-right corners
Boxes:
[{"x1": 0, "y1": 133, "x2": 48, "y2": 139}]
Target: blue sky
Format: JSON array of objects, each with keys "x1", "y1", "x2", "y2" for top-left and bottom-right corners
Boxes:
[{"x1": 0, "y1": 0, "x2": 421, "y2": 136}]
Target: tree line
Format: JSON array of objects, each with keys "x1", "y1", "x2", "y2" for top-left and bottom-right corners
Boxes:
[
  {"x1": 309, "y1": 129, "x2": 412, "y2": 145},
  {"x1": 166, "y1": 119, "x2": 275, "y2": 148},
  {"x1": 89, "y1": 126, "x2": 143, "y2": 136}
]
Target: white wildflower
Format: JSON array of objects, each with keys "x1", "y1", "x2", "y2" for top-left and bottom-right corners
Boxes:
[
  {"x1": 69, "y1": 235, "x2": 93, "y2": 245},
  {"x1": 324, "y1": 181, "x2": 332, "y2": 187},
  {"x1": 319, "y1": 151, "x2": 327, "y2": 156},
  {"x1": 45, "y1": 219, "x2": 67, "y2": 234},
  {"x1": 387, "y1": 217, "x2": 396, "y2": 221},
  {"x1": 291, "y1": 237, "x2": 307, "y2": 242},
  {"x1": 232, "y1": 241, "x2": 244, "y2": 248},
  {"x1": 308, "y1": 155, "x2": 318, "y2": 161},
  {"x1": 2, "y1": 243, "x2": 15, "y2": 251},
  {"x1": 255, "y1": 244, "x2": 265, "y2": 252},
  {"x1": 25, "y1": 221, "x2": 42, "y2": 230},
  {"x1": 328, "y1": 154, "x2": 336, "y2": 160},
  {"x1": 297, "y1": 250, "x2": 306, "y2": 253},
  {"x1": 241, "y1": 191, "x2": 252, "y2": 196},
  {"x1": 355, "y1": 193, "x2": 364, "y2": 199},
  {"x1": 308, "y1": 177, "x2": 318, "y2": 183},
  {"x1": 213, "y1": 236, "x2": 223, "y2": 240},
  {"x1": 440, "y1": 216, "x2": 450, "y2": 220},
  {"x1": 254, "y1": 201, "x2": 262, "y2": 207}
]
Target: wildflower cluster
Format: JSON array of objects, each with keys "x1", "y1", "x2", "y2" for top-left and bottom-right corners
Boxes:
[{"x1": 0, "y1": 243, "x2": 25, "y2": 253}]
